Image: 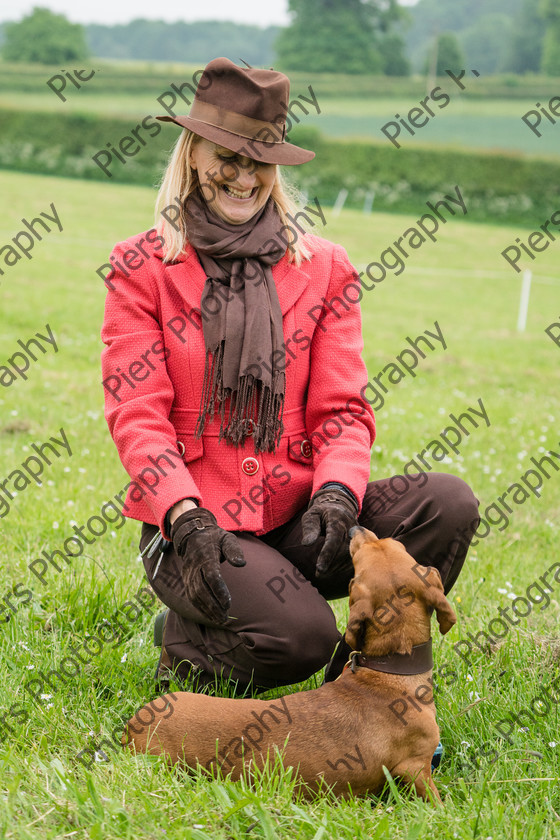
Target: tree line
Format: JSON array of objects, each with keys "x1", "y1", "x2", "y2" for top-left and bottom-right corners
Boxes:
[{"x1": 1, "y1": 1, "x2": 559, "y2": 76}]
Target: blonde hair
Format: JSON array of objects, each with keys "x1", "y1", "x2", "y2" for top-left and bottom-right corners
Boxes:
[{"x1": 155, "y1": 130, "x2": 312, "y2": 265}]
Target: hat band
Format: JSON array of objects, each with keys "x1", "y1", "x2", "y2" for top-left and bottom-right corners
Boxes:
[{"x1": 189, "y1": 99, "x2": 286, "y2": 144}]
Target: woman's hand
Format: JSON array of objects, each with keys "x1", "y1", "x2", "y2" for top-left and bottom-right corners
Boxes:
[
  {"x1": 170, "y1": 507, "x2": 246, "y2": 624},
  {"x1": 301, "y1": 486, "x2": 358, "y2": 577}
]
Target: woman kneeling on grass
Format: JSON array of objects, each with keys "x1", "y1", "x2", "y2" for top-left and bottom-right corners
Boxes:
[{"x1": 100, "y1": 57, "x2": 479, "y2": 704}]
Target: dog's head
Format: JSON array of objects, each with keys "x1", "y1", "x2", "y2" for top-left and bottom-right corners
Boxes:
[{"x1": 344, "y1": 526, "x2": 457, "y2": 655}]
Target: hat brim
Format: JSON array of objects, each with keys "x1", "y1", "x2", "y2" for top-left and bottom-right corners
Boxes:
[{"x1": 156, "y1": 114, "x2": 315, "y2": 166}]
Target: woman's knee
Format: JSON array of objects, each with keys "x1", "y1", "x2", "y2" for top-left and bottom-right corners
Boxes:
[
  {"x1": 425, "y1": 472, "x2": 480, "y2": 534},
  {"x1": 246, "y1": 608, "x2": 340, "y2": 684}
]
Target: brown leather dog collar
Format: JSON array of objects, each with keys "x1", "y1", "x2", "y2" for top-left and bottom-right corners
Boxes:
[{"x1": 342, "y1": 639, "x2": 433, "y2": 677}]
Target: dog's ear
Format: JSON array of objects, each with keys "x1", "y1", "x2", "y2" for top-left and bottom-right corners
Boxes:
[
  {"x1": 345, "y1": 598, "x2": 373, "y2": 650},
  {"x1": 423, "y1": 569, "x2": 457, "y2": 635}
]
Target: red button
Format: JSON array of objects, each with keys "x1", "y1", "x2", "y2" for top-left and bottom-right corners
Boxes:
[
  {"x1": 242, "y1": 457, "x2": 259, "y2": 475},
  {"x1": 300, "y1": 439, "x2": 313, "y2": 458},
  {"x1": 245, "y1": 420, "x2": 255, "y2": 436}
]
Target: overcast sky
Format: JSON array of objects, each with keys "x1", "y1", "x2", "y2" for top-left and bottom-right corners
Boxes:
[{"x1": 2, "y1": 0, "x2": 418, "y2": 27}]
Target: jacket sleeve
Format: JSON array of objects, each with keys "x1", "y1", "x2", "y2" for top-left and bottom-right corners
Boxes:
[
  {"x1": 100, "y1": 241, "x2": 203, "y2": 537},
  {"x1": 305, "y1": 244, "x2": 375, "y2": 511}
]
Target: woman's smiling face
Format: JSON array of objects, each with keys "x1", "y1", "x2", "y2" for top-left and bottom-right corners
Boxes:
[{"x1": 189, "y1": 138, "x2": 277, "y2": 225}]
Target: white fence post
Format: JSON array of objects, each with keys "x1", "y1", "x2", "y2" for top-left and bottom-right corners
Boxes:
[
  {"x1": 332, "y1": 188, "x2": 348, "y2": 217},
  {"x1": 363, "y1": 191, "x2": 375, "y2": 214},
  {"x1": 517, "y1": 269, "x2": 532, "y2": 332}
]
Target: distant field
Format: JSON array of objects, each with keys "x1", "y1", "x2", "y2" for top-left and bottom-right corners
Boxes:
[
  {"x1": 306, "y1": 98, "x2": 560, "y2": 157},
  {"x1": 1, "y1": 58, "x2": 559, "y2": 157},
  {"x1": 0, "y1": 169, "x2": 559, "y2": 837},
  {"x1": 1, "y1": 90, "x2": 557, "y2": 156}
]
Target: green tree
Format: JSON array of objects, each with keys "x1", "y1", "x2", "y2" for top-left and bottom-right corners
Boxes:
[
  {"x1": 378, "y1": 33, "x2": 411, "y2": 75},
  {"x1": 426, "y1": 32, "x2": 466, "y2": 75},
  {"x1": 275, "y1": 0, "x2": 404, "y2": 74},
  {"x1": 404, "y1": 0, "x2": 524, "y2": 73},
  {"x1": 461, "y1": 14, "x2": 513, "y2": 73},
  {"x1": 2, "y1": 7, "x2": 89, "y2": 64},
  {"x1": 503, "y1": 0, "x2": 545, "y2": 73},
  {"x1": 540, "y1": 0, "x2": 560, "y2": 75},
  {"x1": 85, "y1": 20, "x2": 280, "y2": 66}
]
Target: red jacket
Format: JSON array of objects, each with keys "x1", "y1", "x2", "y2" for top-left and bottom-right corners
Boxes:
[{"x1": 101, "y1": 232, "x2": 375, "y2": 538}]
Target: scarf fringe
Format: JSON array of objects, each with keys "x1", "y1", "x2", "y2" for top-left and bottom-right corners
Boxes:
[{"x1": 195, "y1": 342, "x2": 285, "y2": 453}]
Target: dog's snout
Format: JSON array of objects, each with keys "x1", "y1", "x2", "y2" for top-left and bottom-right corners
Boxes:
[{"x1": 349, "y1": 525, "x2": 366, "y2": 539}]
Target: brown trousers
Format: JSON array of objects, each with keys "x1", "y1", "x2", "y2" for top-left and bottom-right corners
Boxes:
[{"x1": 141, "y1": 472, "x2": 479, "y2": 692}]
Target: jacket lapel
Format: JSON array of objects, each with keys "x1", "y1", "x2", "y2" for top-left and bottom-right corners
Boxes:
[
  {"x1": 273, "y1": 253, "x2": 312, "y2": 316},
  {"x1": 159, "y1": 243, "x2": 312, "y2": 317}
]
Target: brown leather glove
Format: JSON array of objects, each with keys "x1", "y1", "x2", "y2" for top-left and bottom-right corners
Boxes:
[
  {"x1": 170, "y1": 507, "x2": 245, "y2": 624},
  {"x1": 301, "y1": 485, "x2": 358, "y2": 577}
]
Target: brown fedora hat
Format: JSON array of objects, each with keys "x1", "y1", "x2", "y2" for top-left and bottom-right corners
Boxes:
[{"x1": 156, "y1": 57, "x2": 315, "y2": 166}]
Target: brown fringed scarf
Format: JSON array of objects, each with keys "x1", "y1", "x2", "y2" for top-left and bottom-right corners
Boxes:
[{"x1": 186, "y1": 190, "x2": 286, "y2": 453}]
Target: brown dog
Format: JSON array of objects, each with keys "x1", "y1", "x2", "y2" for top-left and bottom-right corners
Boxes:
[{"x1": 124, "y1": 527, "x2": 457, "y2": 800}]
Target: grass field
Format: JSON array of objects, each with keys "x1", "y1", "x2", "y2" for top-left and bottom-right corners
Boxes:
[
  {"x1": 1, "y1": 169, "x2": 560, "y2": 838},
  {"x1": 1, "y1": 89, "x2": 558, "y2": 156}
]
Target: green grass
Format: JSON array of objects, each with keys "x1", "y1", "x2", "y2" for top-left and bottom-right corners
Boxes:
[
  {"x1": 1, "y1": 90, "x2": 558, "y2": 156},
  {"x1": 2, "y1": 58, "x2": 559, "y2": 157},
  {"x1": 1, "y1": 169, "x2": 560, "y2": 838},
  {"x1": 304, "y1": 98, "x2": 560, "y2": 156}
]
